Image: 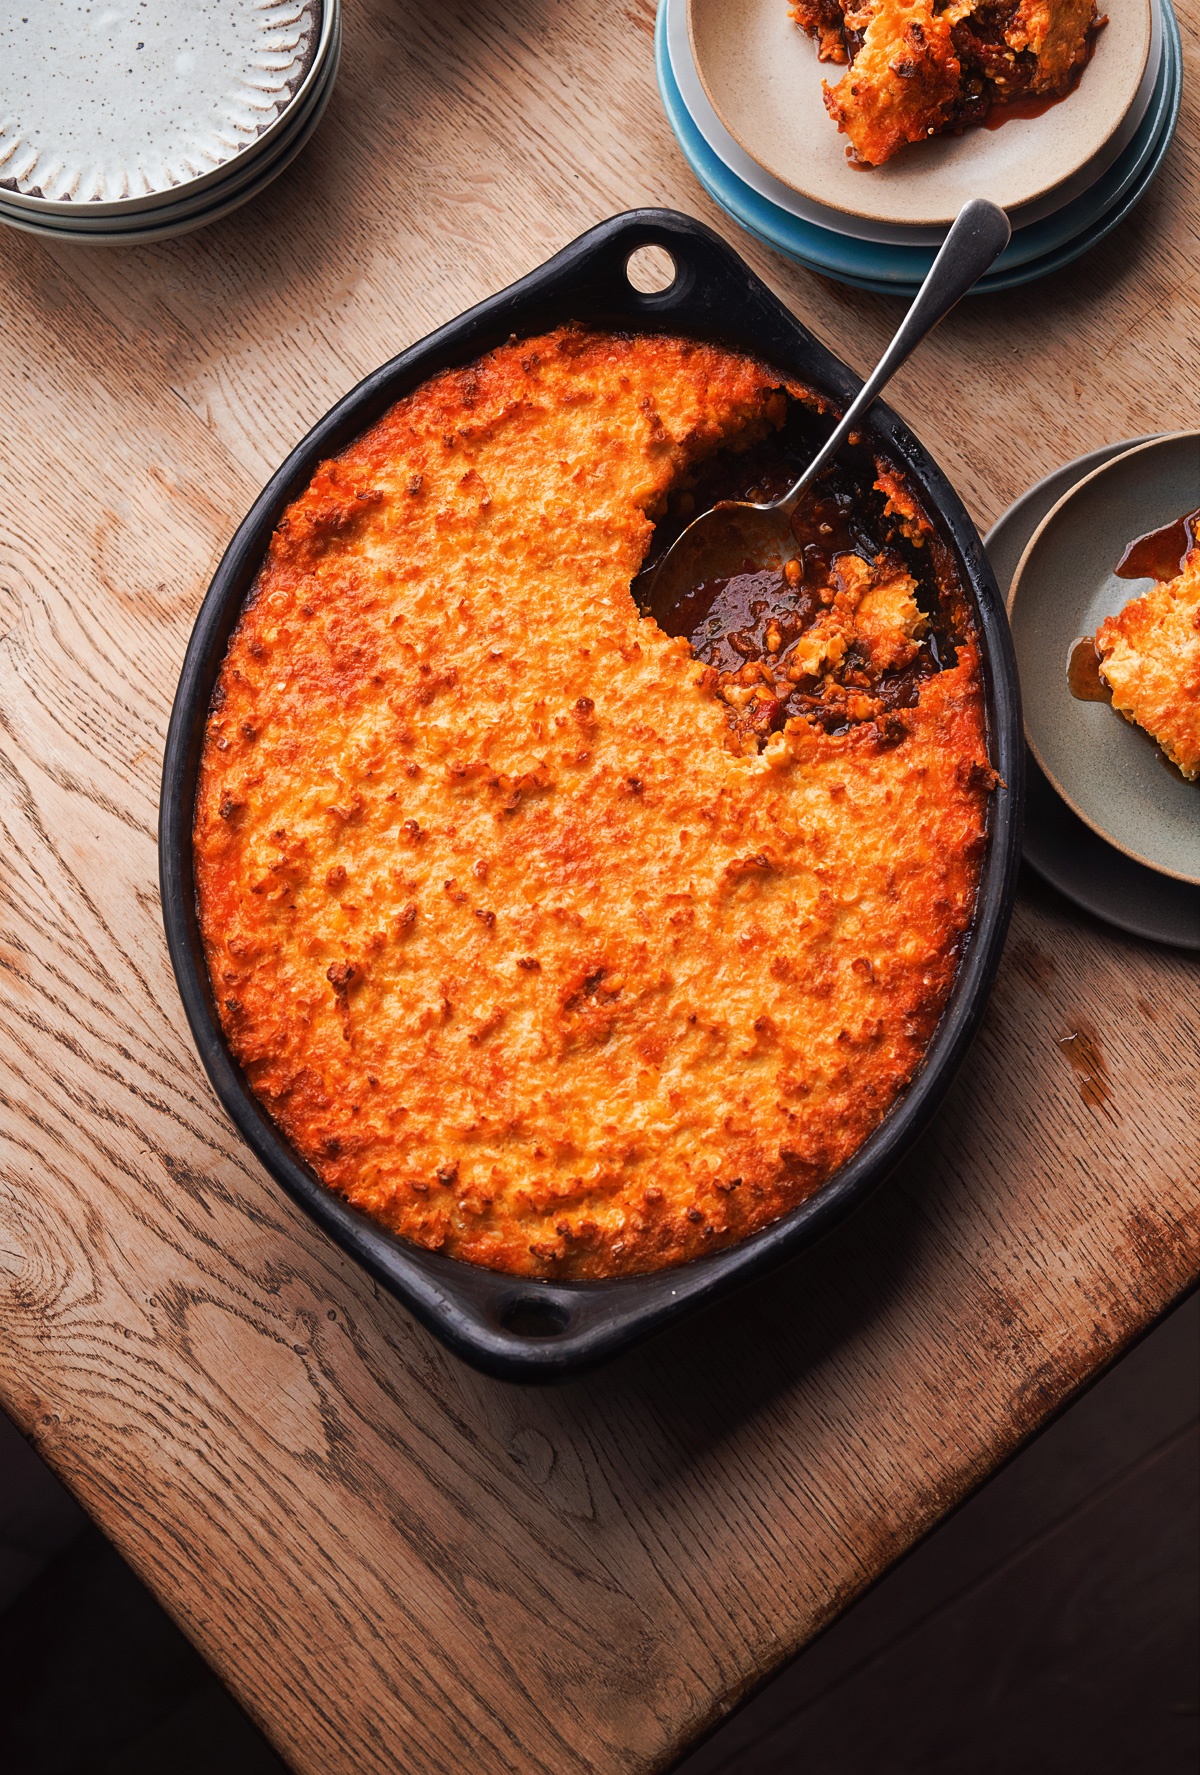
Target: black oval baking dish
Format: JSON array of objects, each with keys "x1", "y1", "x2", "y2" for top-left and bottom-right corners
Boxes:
[{"x1": 160, "y1": 208, "x2": 1023, "y2": 1383}]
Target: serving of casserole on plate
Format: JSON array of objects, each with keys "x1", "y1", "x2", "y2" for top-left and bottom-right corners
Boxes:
[
  {"x1": 790, "y1": 0, "x2": 1107, "y2": 167},
  {"x1": 683, "y1": 0, "x2": 1155, "y2": 231},
  {"x1": 162, "y1": 212, "x2": 1022, "y2": 1374},
  {"x1": 1008, "y1": 431, "x2": 1200, "y2": 890}
]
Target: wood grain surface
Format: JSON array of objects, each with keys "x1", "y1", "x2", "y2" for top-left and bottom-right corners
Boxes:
[{"x1": 0, "y1": 3, "x2": 1197, "y2": 1770}]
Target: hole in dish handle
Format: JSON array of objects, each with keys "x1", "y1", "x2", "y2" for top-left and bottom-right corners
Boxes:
[
  {"x1": 500, "y1": 1296, "x2": 572, "y2": 1340},
  {"x1": 625, "y1": 243, "x2": 678, "y2": 295}
]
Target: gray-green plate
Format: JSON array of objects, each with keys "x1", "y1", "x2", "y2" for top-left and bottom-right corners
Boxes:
[
  {"x1": 987, "y1": 436, "x2": 1200, "y2": 950},
  {"x1": 1008, "y1": 432, "x2": 1200, "y2": 887}
]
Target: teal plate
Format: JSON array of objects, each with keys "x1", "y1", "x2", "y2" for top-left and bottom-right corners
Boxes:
[
  {"x1": 656, "y1": 0, "x2": 1182, "y2": 294},
  {"x1": 664, "y1": 0, "x2": 1166, "y2": 267}
]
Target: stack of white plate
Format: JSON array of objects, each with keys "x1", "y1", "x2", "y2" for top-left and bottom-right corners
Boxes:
[
  {"x1": 0, "y1": 0, "x2": 341, "y2": 245},
  {"x1": 657, "y1": 0, "x2": 1181, "y2": 294}
]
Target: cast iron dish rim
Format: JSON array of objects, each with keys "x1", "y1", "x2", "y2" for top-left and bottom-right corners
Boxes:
[{"x1": 160, "y1": 208, "x2": 1023, "y2": 1383}]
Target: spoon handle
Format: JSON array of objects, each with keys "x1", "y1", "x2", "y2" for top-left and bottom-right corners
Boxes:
[{"x1": 783, "y1": 197, "x2": 1012, "y2": 510}]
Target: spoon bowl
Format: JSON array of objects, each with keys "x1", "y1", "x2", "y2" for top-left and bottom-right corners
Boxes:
[{"x1": 642, "y1": 502, "x2": 801, "y2": 622}]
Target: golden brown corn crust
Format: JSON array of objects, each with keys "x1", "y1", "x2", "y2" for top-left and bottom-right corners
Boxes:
[
  {"x1": 792, "y1": 0, "x2": 1103, "y2": 166},
  {"x1": 1097, "y1": 547, "x2": 1200, "y2": 781},
  {"x1": 822, "y1": 0, "x2": 962, "y2": 165},
  {"x1": 194, "y1": 327, "x2": 992, "y2": 1279}
]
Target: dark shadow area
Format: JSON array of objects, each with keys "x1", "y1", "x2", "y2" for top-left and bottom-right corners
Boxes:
[
  {"x1": 0, "y1": 1521, "x2": 286, "y2": 1775},
  {"x1": 674, "y1": 1289, "x2": 1200, "y2": 1774}
]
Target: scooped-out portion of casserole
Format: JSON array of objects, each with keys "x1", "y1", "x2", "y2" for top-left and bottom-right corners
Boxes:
[
  {"x1": 789, "y1": 0, "x2": 1105, "y2": 165},
  {"x1": 194, "y1": 326, "x2": 995, "y2": 1280},
  {"x1": 1096, "y1": 543, "x2": 1200, "y2": 781}
]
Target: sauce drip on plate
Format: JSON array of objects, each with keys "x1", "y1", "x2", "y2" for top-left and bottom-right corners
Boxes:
[
  {"x1": 1066, "y1": 635, "x2": 1112, "y2": 703},
  {"x1": 983, "y1": 86, "x2": 1077, "y2": 127},
  {"x1": 1114, "y1": 506, "x2": 1200, "y2": 582}
]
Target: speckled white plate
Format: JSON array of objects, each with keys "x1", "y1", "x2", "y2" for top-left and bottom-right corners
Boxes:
[
  {"x1": 0, "y1": 11, "x2": 339, "y2": 236},
  {"x1": 687, "y1": 0, "x2": 1153, "y2": 225},
  {"x1": 1008, "y1": 433, "x2": 1200, "y2": 886},
  {"x1": 0, "y1": 0, "x2": 326, "y2": 215}
]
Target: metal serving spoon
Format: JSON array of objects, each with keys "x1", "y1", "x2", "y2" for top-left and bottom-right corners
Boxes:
[{"x1": 634, "y1": 197, "x2": 1012, "y2": 625}]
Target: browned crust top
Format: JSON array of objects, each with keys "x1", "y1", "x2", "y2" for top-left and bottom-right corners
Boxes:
[{"x1": 194, "y1": 327, "x2": 992, "y2": 1278}]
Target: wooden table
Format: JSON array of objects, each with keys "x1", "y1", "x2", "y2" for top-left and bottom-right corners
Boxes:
[{"x1": 0, "y1": 4, "x2": 1197, "y2": 1770}]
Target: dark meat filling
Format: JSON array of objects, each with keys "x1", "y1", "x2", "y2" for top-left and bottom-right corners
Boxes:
[
  {"x1": 792, "y1": 0, "x2": 1102, "y2": 136},
  {"x1": 947, "y1": 0, "x2": 1043, "y2": 125},
  {"x1": 647, "y1": 399, "x2": 968, "y2": 753}
]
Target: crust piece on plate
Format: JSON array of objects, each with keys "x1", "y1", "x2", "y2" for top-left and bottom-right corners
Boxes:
[
  {"x1": 1096, "y1": 545, "x2": 1200, "y2": 781},
  {"x1": 789, "y1": 0, "x2": 1104, "y2": 165}
]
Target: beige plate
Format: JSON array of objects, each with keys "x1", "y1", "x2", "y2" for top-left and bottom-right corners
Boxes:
[
  {"x1": 687, "y1": 0, "x2": 1152, "y2": 225},
  {"x1": 1008, "y1": 432, "x2": 1200, "y2": 887}
]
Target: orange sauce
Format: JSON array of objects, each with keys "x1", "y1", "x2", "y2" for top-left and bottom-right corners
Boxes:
[
  {"x1": 1056, "y1": 1023, "x2": 1109, "y2": 1108},
  {"x1": 983, "y1": 89, "x2": 1069, "y2": 126},
  {"x1": 1067, "y1": 635, "x2": 1112, "y2": 703},
  {"x1": 1115, "y1": 507, "x2": 1200, "y2": 582}
]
